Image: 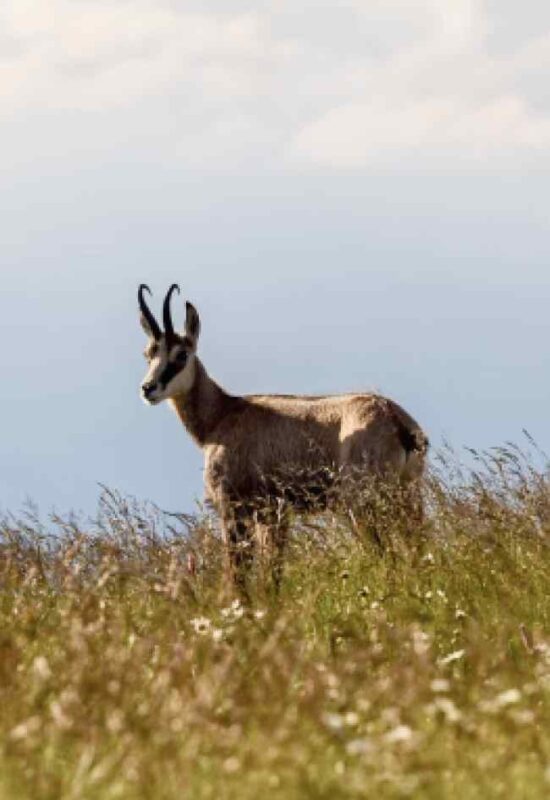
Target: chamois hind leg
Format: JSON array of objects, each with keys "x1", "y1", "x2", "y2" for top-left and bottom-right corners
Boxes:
[
  {"x1": 399, "y1": 450, "x2": 426, "y2": 531},
  {"x1": 399, "y1": 478, "x2": 425, "y2": 530},
  {"x1": 339, "y1": 466, "x2": 408, "y2": 550},
  {"x1": 352, "y1": 476, "x2": 425, "y2": 549}
]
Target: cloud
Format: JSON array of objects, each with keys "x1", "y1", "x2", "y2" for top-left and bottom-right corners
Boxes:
[
  {"x1": 289, "y1": 1, "x2": 550, "y2": 169},
  {"x1": 1, "y1": 0, "x2": 550, "y2": 171},
  {"x1": 0, "y1": 2, "x2": 274, "y2": 111},
  {"x1": 290, "y1": 96, "x2": 550, "y2": 168}
]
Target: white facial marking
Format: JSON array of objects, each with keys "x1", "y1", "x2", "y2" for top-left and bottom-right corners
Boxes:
[
  {"x1": 140, "y1": 339, "x2": 196, "y2": 405},
  {"x1": 165, "y1": 355, "x2": 196, "y2": 397}
]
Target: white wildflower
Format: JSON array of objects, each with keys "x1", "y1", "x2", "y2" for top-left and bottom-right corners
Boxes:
[
  {"x1": 381, "y1": 707, "x2": 401, "y2": 726},
  {"x1": 480, "y1": 688, "x2": 522, "y2": 714},
  {"x1": 106, "y1": 710, "x2": 125, "y2": 734},
  {"x1": 412, "y1": 628, "x2": 431, "y2": 656},
  {"x1": 509, "y1": 709, "x2": 535, "y2": 725},
  {"x1": 10, "y1": 716, "x2": 41, "y2": 741},
  {"x1": 230, "y1": 599, "x2": 245, "y2": 620},
  {"x1": 439, "y1": 649, "x2": 465, "y2": 666},
  {"x1": 322, "y1": 712, "x2": 345, "y2": 732},
  {"x1": 32, "y1": 655, "x2": 51, "y2": 681},
  {"x1": 430, "y1": 679, "x2": 450, "y2": 693},
  {"x1": 50, "y1": 700, "x2": 72, "y2": 730},
  {"x1": 346, "y1": 738, "x2": 374, "y2": 755},
  {"x1": 223, "y1": 757, "x2": 240, "y2": 774},
  {"x1": 433, "y1": 697, "x2": 462, "y2": 723},
  {"x1": 385, "y1": 724, "x2": 414, "y2": 744},
  {"x1": 326, "y1": 673, "x2": 339, "y2": 689},
  {"x1": 494, "y1": 688, "x2": 521, "y2": 708},
  {"x1": 357, "y1": 698, "x2": 372, "y2": 713},
  {"x1": 190, "y1": 617, "x2": 211, "y2": 635}
]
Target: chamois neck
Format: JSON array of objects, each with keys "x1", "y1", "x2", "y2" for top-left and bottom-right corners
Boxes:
[{"x1": 169, "y1": 357, "x2": 236, "y2": 447}]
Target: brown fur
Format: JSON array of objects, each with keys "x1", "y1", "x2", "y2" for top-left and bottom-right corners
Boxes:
[{"x1": 169, "y1": 357, "x2": 428, "y2": 595}]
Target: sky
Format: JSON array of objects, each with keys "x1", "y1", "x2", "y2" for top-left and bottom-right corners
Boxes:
[{"x1": 1, "y1": 1, "x2": 549, "y2": 517}]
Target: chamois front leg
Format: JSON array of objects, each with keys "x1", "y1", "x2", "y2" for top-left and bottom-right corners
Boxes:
[
  {"x1": 220, "y1": 501, "x2": 255, "y2": 601},
  {"x1": 254, "y1": 500, "x2": 290, "y2": 595},
  {"x1": 269, "y1": 518, "x2": 289, "y2": 593}
]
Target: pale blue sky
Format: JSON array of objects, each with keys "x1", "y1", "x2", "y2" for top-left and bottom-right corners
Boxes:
[{"x1": 1, "y1": 2, "x2": 549, "y2": 515}]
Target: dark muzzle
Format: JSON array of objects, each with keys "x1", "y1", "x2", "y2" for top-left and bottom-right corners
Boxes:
[{"x1": 141, "y1": 381, "x2": 157, "y2": 399}]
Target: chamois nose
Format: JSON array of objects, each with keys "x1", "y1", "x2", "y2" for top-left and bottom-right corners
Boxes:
[{"x1": 141, "y1": 381, "x2": 157, "y2": 398}]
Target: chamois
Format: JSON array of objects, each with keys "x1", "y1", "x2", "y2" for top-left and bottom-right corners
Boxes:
[{"x1": 138, "y1": 284, "x2": 428, "y2": 594}]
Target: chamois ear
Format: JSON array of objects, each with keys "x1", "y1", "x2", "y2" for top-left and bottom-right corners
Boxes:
[{"x1": 185, "y1": 301, "x2": 201, "y2": 344}]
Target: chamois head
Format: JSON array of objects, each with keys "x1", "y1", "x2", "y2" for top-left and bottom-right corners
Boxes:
[{"x1": 138, "y1": 284, "x2": 201, "y2": 405}]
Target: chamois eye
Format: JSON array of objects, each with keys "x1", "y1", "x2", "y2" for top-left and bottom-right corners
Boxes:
[{"x1": 176, "y1": 350, "x2": 188, "y2": 363}]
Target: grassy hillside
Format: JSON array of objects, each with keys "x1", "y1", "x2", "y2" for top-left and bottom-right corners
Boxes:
[{"x1": 1, "y1": 444, "x2": 549, "y2": 799}]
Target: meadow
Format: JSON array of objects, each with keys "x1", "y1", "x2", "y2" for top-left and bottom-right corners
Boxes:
[{"x1": 0, "y1": 442, "x2": 549, "y2": 799}]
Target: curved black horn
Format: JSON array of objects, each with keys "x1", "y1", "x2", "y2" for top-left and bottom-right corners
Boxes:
[
  {"x1": 138, "y1": 284, "x2": 161, "y2": 340},
  {"x1": 163, "y1": 283, "x2": 181, "y2": 342}
]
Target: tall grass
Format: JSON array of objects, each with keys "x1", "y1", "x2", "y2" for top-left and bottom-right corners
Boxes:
[{"x1": 1, "y1": 443, "x2": 549, "y2": 799}]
